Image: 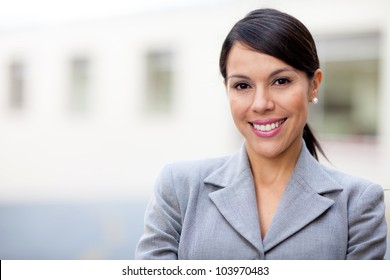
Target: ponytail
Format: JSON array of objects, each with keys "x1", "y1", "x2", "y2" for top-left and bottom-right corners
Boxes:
[{"x1": 303, "y1": 123, "x2": 327, "y2": 161}]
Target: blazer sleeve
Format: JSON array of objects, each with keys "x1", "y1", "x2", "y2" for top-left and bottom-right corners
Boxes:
[
  {"x1": 135, "y1": 165, "x2": 182, "y2": 260},
  {"x1": 347, "y1": 183, "x2": 388, "y2": 259}
]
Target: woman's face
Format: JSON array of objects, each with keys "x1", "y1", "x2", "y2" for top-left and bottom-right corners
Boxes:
[{"x1": 225, "y1": 42, "x2": 321, "y2": 160}]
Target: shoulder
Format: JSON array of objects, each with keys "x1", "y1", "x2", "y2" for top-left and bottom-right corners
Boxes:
[
  {"x1": 152, "y1": 154, "x2": 232, "y2": 217},
  {"x1": 320, "y1": 163, "x2": 384, "y2": 205},
  {"x1": 319, "y1": 165, "x2": 387, "y2": 259},
  {"x1": 160, "y1": 155, "x2": 231, "y2": 185},
  {"x1": 295, "y1": 143, "x2": 383, "y2": 198}
]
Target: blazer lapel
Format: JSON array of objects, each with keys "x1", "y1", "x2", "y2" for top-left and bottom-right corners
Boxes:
[
  {"x1": 262, "y1": 144, "x2": 343, "y2": 252},
  {"x1": 203, "y1": 141, "x2": 343, "y2": 256},
  {"x1": 204, "y1": 144, "x2": 264, "y2": 256}
]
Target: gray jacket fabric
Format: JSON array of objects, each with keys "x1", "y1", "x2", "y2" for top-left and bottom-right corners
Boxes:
[{"x1": 135, "y1": 140, "x2": 387, "y2": 259}]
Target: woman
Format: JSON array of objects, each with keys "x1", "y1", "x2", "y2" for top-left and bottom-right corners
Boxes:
[{"x1": 135, "y1": 8, "x2": 387, "y2": 259}]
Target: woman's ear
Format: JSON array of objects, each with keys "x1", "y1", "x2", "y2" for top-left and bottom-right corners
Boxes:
[{"x1": 310, "y1": 69, "x2": 323, "y2": 101}]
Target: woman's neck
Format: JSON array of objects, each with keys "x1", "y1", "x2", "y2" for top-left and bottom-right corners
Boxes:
[{"x1": 246, "y1": 140, "x2": 302, "y2": 189}]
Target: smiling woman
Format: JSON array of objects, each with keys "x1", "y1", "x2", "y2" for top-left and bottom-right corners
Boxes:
[
  {"x1": 223, "y1": 46, "x2": 324, "y2": 237},
  {"x1": 225, "y1": 44, "x2": 322, "y2": 164},
  {"x1": 135, "y1": 8, "x2": 388, "y2": 260}
]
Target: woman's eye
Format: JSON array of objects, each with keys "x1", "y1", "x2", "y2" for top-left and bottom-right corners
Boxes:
[
  {"x1": 234, "y1": 83, "x2": 250, "y2": 90},
  {"x1": 274, "y1": 78, "x2": 290, "y2": 85}
]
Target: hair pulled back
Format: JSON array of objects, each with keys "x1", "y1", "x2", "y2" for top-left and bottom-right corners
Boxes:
[{"x1": 219, "y1": 8, "x2": 325, "y2": 160}]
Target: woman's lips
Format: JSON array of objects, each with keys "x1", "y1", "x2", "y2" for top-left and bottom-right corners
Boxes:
[{"x1": 249, "y1": 118, "x2": 287, "y2": 137}]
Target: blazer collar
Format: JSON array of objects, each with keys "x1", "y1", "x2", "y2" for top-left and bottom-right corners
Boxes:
[{"x1": 204, "y1": 140, "x2": 343, "y2": 255}]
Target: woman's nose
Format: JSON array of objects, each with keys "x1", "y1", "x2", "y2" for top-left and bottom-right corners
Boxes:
[{"x1": 250, "y1": 88, "x2": 275, "y2": 113}]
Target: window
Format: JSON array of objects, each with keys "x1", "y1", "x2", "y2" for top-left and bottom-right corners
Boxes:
[
  {"x1": 310, "y1": 33, "x2": 380, "y2": 138},
  {"x1": 8, "y1": 61, "x2": 25, "y2": 110},
  {"x1": 144, "y1": 50, "x2": 174, "y2": 113},
  {"x1": 321, "y1": 59, "x2": 378, "y2": 136},
  {"x1": 69, "y1": 57, "x2": 90, "y2": 112}
]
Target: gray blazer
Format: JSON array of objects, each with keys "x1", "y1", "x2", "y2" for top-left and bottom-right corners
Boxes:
[{"x1": 135, "y1": 141, "x2": 387, "y2": 259}]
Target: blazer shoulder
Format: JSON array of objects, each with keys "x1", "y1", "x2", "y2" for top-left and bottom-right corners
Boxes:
[
  {"x1": 158, "y1": 154, "x2": 231, "y2": 190},
  {"x1": 155, "y1": 155, "x2": 231, "y2": 217},
  {"x1": 320, "y1": 164, "x2": 383, "y2": 198},
  {"x1": 162, "y1": 155, "x2": 231, "y2": 185},
  {"x1": 320, "y1": 167, "x2": 387, "y2": 260}
]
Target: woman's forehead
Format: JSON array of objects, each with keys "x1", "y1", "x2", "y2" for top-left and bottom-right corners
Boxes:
[{"x1": 226, "y1": 43, "x2": 292, "y2": 73}]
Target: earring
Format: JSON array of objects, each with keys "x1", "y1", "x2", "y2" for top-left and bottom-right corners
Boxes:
[{"x1": 312, "y1": 97, "x2": 319, "y2": 104}]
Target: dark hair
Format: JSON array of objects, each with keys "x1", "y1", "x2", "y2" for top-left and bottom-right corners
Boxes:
[{"x1": 219, "y1": 8, "x2": 326, "y2": 160}]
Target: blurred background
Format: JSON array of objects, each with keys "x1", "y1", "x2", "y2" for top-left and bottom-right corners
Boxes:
[{"x1": 0, "y1": 0, "x2": 389, "y2": 259}]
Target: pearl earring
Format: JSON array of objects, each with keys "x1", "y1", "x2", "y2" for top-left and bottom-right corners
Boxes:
[{"x1": 312, "y1": 97, "x2": 319, "y2": 104}]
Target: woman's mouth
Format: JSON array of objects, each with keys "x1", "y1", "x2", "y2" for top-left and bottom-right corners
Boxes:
[
  {"x1": 250, "y1": 118, "x2": 287, "y2": 132},
  {"x1": 249, "y1": 118, "x2": 287, "y2": 138}
]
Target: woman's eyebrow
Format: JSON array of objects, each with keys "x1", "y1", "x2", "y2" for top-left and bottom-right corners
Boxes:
[
  {"x1": 226, "y1": 67, "x2": 297, "y2": 81},
  {"x1": 270, "y1": 67, "x2": 297, "y2": 77},
  {"x1": 226, "y1": 74, "x2": 250, "y2": 80}
]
